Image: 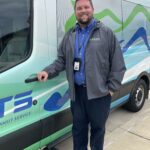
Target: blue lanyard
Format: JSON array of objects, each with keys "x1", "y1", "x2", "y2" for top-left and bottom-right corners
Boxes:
[
  {"x1": 75, "y1": 20, "x2": 96, "y2": 58},
  {"x1": 75, "y1": 27, "x2": 95, "y2": 58}
]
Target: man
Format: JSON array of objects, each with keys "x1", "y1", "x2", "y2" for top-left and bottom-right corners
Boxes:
[{"x1": 37, "y1": 0, "x2": 126, "y2": 150}]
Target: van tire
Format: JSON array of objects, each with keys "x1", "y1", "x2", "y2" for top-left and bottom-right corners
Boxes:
[{"x1": 124, "y1": 79, "x2": 147, "y2": 112}]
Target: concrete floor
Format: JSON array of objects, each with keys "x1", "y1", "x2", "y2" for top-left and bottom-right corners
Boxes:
[{"x1": 55, "y1": 98, "x2": 150, "y2": 150}]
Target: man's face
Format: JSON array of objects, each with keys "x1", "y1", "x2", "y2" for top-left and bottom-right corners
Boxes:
[{"x1": 75, "y1": 0, "x2": 94, "y2": 25}]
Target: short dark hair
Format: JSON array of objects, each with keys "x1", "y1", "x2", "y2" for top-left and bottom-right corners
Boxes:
[{"x1": 74, "y1": 0, "x2": 94, "y2": 9}]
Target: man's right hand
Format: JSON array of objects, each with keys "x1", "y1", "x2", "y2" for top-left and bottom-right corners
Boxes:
[{"x1": 37, "y1": 71, "x2": 48, "y2": 82}]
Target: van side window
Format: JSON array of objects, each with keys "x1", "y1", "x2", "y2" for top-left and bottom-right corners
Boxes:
[{"x1": 0, "y1": 0, "x2": 31, "y2": 72}]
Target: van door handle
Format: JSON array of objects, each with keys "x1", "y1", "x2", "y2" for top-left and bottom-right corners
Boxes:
[
  {"x1": 25, "y1": 77, "x2": 38, "y2": 83},
  {"x1": 25, "y1": 72, "x2": 59, "y2": 83}
]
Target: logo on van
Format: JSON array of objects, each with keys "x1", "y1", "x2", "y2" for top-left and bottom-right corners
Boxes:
[
  {"x1": 44, "y1": 90, "x2": 70, "y2": 111},
  {"x1": 0, "y1": 89, "x2": 70, "y2": 118},
  {"x1": 0, "y1": 91, "x2": 32, "y2": 118}
]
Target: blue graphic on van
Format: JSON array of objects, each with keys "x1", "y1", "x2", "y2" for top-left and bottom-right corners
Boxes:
[
  {"x1": 44, "y1": 90, "x2": 70, "y2": 111},
  {"x1": 122, "y1": 27, "x2": 150, "y2": 53},
  {"x1": 0, "y1": 91, "x2": 32, "y2": 118}
]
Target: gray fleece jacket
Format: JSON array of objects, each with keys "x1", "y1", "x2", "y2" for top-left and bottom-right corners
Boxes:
[{"x1": 44, "y1": 20, "x2": 126, "y2": 101}]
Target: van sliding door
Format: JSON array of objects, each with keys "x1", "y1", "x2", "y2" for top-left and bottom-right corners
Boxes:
[{"x1": 39, "y1": 0, "x2": 72, "y2": 148}]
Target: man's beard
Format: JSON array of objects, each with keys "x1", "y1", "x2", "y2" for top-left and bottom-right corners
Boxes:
[{"x1": 78, "y1": 16, "x2": 93, "y2": 25}]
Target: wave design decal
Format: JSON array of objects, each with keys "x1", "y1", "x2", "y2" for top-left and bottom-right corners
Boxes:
[
  {"x1": 65, "y1": 4, "x2": 150, "y2": 33},
  {"x1": 65, "y1": 14, "x2": 76, "y2": 32},
  {"x1": 65, "y1": 10, "x2": 122, "y2": 32},
  {"x1": 94, "y1": 9, "x2": 122, "y2": 25},
  {"x1": 115, "y1": 5, "x2": 150, "y2": 32},
  {"x1": 71, "y1": 0, "x2": 75, "y2": 6},
  {"x1": 122, "y1": 27, "x2": 150, "y2": 53},
  {"x1": 44, "y1": 90, "x2": 70, "y2": 111},
  {"x1": 65, "y1": 9, "x2": 122, "y2": 31}
]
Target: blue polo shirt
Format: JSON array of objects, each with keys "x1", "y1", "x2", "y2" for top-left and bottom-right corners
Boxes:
[{"x1": 74, "y1": 19, "x2": 96, "y2": 85}]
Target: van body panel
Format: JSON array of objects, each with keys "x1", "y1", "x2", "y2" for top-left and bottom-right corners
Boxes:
[{"x1": 0, "y1": 0, "x2": 150, "y2": 149}]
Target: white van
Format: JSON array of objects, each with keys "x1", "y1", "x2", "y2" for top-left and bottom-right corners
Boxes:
[{"x1": 0, "y1": 0, "x2": 150, "y2": 149}]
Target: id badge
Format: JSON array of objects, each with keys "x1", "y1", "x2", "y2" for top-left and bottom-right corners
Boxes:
[{"x1": 74, "y1": 58, "x2": 81, "y2": 71}]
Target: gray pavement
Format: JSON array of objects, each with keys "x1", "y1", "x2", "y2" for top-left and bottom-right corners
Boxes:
[{"x1": 55, "y1": 98, "x2": 150, "y2": 150}]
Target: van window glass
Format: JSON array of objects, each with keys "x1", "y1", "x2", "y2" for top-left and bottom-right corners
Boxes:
[{"x1": 0, "y1": 0, "x2": 31, "y2": 72}]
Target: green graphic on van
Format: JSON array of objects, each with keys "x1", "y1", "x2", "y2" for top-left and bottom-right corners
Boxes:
[
  {"x1": 114, "y1": 5, "x2": 150, "y2": 32},
  {"x1": 65, "y1": 3, "x2": 150, "y2": 54},
  {"x1": 65, "y1": 5, "x2": 150, "y2": 33}
]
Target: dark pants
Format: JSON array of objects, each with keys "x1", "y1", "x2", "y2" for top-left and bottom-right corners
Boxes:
[{"x1": 71, "y1": 85, "x2": 111, "y2": 150}]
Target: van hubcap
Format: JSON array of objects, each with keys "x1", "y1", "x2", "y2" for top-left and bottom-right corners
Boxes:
[{"x1": 135, "y1": 85, "x2": 144, "y2": 107}]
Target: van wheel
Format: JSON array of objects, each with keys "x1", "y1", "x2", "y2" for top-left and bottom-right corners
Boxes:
[{"x1": 124, "y1": 79, "x2": 147, "y2": 112}]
